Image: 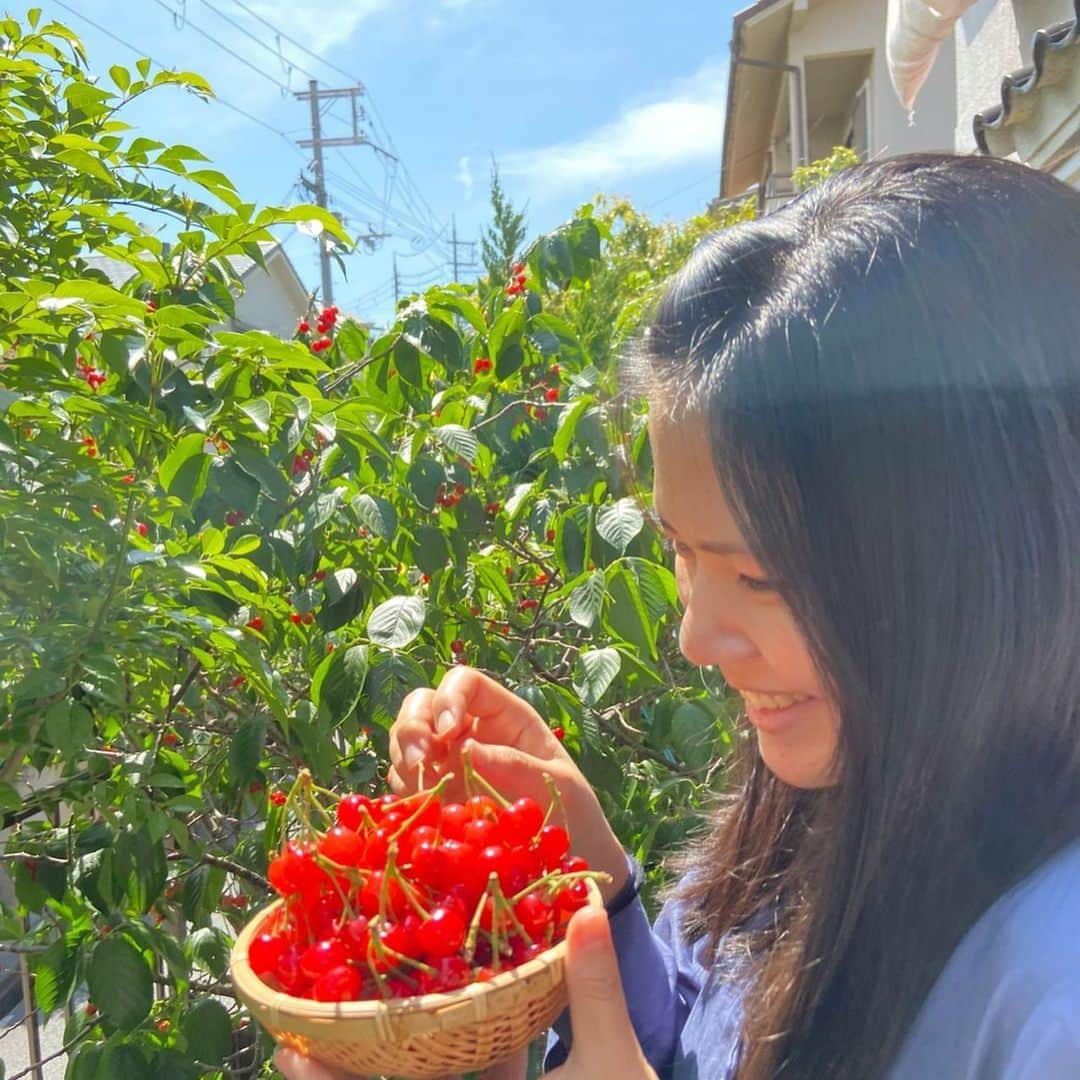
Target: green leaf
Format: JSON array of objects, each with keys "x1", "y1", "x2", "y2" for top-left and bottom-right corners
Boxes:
[
  {"x1": 368, "y1": 596, "x2": 426, "y2": 649},
  {"x1": 413, "y1": 524, "x2": 450, "y2": 575},
  {"x1": 604, "y1": 566, "x2": 657, "y2": 660},
  {"x1": 489, "y1": 305, "x2": 526, "y2": 380},
  {"x1": 182, "y1": 998, "x2": 233, "y2": 1066},
  {"x1": 232, "y1": 439, "x2": 289, "y2": 502},
  {"x1": 407, "y1": 456, "x2": 445, "y2": 511},
  {"x1": 88, "y1": 936, "x2": 153, "y2": 1031},
  {"x1": 97, "y1": 1043, "x2": 148, "y2": 1080},
  {"x1": 228, "y1": 716, "x2": 266, "y2": 788},
  {"x1": 180, "y1": 863, "x2": 225, "y2": 926},
  {"x1": 572, "y1": 647, "x2": 621, "y2": 706},
  {"x1": 30, "y1": 937, "x2": 76, "y2": 1014},
  {"x1": 433, "y1": 424, "x2": 478, "y2": 464},
  {"x1": 365, "y1": 653, "x2": 427, "y2": 728},
  {"x1": 671, "y1": 701, "x2": 718, "y2": 769},
  {"x1": 569, "y1": 570, "x2": 606, "y2": 629},
  {"x1": 314, "y1": 644, "x2": 368, "y2": 722},
  {"x1": 596, "y1": 497, "x2": 644, "y2": 554},
  {"x1": 54, "y1": 148, "x2": 117, "y2": 187},
  {"x1": 158, "y1": 432, "x2": 207, "y2": 495},
  {"x1": 188, "y1": 926, "x2": 230, "y2": 977},
  {"x1": 352, "y1": 494, "x2": 397, "y2": 540},
  {"x1": 109, "y1": 64, "x2": 131, "y2": 92},
  {"x1": 553, "y1": 396, "x2": 595, "y2": 462},
  {"x1": 239, "y1": 397, "x2": 271, "y2": 432}
]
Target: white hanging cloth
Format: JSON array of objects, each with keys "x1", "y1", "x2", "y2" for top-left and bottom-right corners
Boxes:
[{"x1": 886, "y1": 0, "x2": 980, "y2": 109}]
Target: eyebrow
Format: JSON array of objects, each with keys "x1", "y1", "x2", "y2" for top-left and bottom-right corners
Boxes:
[{"x1": 651, "y1": 510, "x2": 751, "y2": 557}]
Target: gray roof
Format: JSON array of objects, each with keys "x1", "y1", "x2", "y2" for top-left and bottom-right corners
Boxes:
[
  {"x1": 974, "y1": 0, "x2": 1080, "y2": 153},
  {"x1": 82, "y1": 240, "x2": 285, "y2": 289}
]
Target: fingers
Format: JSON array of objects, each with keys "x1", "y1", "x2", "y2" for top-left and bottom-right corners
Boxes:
[
  {"x1": 274, "y1": 1048, "x2": 358, "y2": 1080},
  {"x1": 431, "y1": 667, "x2": 558, "y2": 759},
  {"x1": 560, "y1": 907, "x2": 657, "y2": 1078},
  {"x1": 479, "y1": 1047, "x2": 529, "y2": 1080},
  {"x1": 454, "y1": 739, "x2": 571, "y2": 828}
]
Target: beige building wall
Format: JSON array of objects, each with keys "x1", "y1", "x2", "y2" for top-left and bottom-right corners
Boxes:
[{"x1": 786, "y1": 0, "x2": 957, "y2": 158}]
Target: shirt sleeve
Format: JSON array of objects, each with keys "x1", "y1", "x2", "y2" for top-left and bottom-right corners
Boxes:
[
  {"x1": 999, "y1": 983, "x2": 1080, "y2": 1080},
  {"x1": 544, "y1": 852, "x2": 706, "y2": 1074}
]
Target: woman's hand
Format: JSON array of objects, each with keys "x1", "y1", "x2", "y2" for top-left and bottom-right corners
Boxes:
[
  {"x1": 545, "y1": 905, "x2": 658, "y2": 1079},
  {"x1": 273, "y1": 907, "x2": 655, "y2": 1080},
  {"x1": 387, "y1": 666, "x2": 630, "y2": 904},
  {"x1": 273, "y1": 1047, "x2": 527, "y2": 1080}
]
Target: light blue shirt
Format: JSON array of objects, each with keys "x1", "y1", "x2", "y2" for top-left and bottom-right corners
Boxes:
[{"x1": 545, "y1": 840, "x2": 1080, "y2": 1077}]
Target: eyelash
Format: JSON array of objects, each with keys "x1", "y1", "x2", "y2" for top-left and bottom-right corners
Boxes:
[{"x1": 661, "y1": 538, "x2": 779, "y2": 593}]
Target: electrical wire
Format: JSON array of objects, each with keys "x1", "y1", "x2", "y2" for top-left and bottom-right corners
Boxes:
[
  {"x1": 147, "y1": 0, "x2": 293, "y2": 94},
  {"x1": 50, "y1": 0, "x2": 306, "y2": 155}
]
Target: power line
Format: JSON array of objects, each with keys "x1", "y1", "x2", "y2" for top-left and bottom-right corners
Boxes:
[
  {"x1": 194, "y1": 0, "x2": 324, "y2": 87},
  {"x1": 222, "y1": 0, "x2": 364, "y2": 87},
  {"x1": 50, "y1": 0, "x2": 305, "y2": 155},
  {"x1": 148, "y1": 0, "x2": 292, "y2": 94}
]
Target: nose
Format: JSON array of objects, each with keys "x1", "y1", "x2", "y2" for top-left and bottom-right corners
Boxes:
[{"x1": 678, "y1": 594, "x2": 758, "y2": 669}]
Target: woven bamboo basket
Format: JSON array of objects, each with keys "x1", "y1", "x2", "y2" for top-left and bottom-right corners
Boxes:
[{"x1": 230, "y1": 878, "x2": 602, "y2": 1079}]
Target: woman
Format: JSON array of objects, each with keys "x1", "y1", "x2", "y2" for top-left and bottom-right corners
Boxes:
[{"x1": 280, "y1": 154, "x2": 1080, "y2": 1078}]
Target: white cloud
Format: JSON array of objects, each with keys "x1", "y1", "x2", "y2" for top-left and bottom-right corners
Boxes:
[
  {"x1": 501, "y1": 62, "x2": 728, "y2": 192},
  {"x1": 249, "y1": 1, "x2": 393, "y2": 55},
  {"x1": 456, "y1": 155, "x2": 473, "y2": 200}
]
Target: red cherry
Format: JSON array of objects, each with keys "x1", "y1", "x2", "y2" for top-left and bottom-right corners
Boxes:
[
  {"x1": 538, "y1": 824, "x2": 570, "y2": 868},
  {"x1": 462, "y1": 818, "x2": 499, "y2": 849},
  {"x1": 439, "y1": 802, "x2": 470, "y2": 840},
  {"x1": 450, "y1": 638, "x2": 465, "y2": 654},
  {"x1": 499, "y1": 797, "x2": 544, "y2": 846},
  {"x1": 466, "y1": 794, "x2": 500, "y2": 822},
  {"x1": 514, "y1": 892, "x2": 554, "y2": 940},
  {"x1": 275, "y1": 944, "x2": 309, "y2": 995},
  {"x1": 313, "y1": 964, "x2": 361, "y2": 1002},
  {"x1": 342, "y1": 915, "x2": 371, "y2": 958},
  {"x1": 270, "y1": 790, "x2": 287, "y2": 807},
  {"x1": 249, "y1": 931, "x2": 287, "y2": 977},
  {"x1": 560, "y1": 855, "x2": 588, "y2": 875},
  {"x1": 555, "y1": 880, "x2": 590, "y2": 913},
  {"x1": 416, "y1": 905, "x2": 467, "y2": 959},
  {"x1": 546, "y1": 529, "x2": 557, "y2": 543},
  {"x1": 318, "y1": 825, "x2": 365, "y2": 866},
  {"x1": 290, "y1": 613, "x2": 302, "y2": 625},
  {"x1": 552, "y1": 726, "x2": 566, "y2": 742},
  {"x1": 300, "y1": 938, "x2": 349, "y2": 981},
  {"x1": 337, "y1": 792, "x2": 373, "y2": 831},
  {"x1": 545, "y1": 388, "x2": 558, "y2": 402}
]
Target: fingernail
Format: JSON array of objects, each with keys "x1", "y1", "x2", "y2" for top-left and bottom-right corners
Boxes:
[
  {"x1": 403, "y1": 743, "x2": 425, "y2": 771},
  {"x1": 436, "y1": 710, "x2": 456, "y2": 735}
]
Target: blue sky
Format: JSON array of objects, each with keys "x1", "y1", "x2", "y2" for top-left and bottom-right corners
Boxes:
[{"x1": 35, "y1": 1, "x2": 741, "y2": 326}]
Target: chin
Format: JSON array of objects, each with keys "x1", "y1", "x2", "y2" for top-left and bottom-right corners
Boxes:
[{"x1": 758, "y1": 737, "x2": 838, "y2": 789}]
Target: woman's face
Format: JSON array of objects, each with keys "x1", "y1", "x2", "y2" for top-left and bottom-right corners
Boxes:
[{"x1": 649, "y1": 412, "x2": 840, "y2": 789}]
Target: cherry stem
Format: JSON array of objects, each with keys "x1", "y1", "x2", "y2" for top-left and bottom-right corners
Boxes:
[
  {"x1": 541, "y1": 772, "x2": 567, "y2": 839},
  {"x1": 389, "y1": 773, "x2": 454, "y2": 844},
  {"x1": 461, "y1": 748, "x2": 510, "y2": 809},
  {"x1": 509, "y1": 868, "x2": 610, "y2": 907}
]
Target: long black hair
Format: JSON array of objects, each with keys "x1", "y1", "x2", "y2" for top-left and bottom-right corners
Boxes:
[{"x1": 623, "y1": 154, "x2": 1080, "y2": 1077}]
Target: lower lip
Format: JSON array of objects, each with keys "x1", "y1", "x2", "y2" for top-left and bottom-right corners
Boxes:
[{"x1": 744, "y1": 696, "x2": 819, "y2": 735}]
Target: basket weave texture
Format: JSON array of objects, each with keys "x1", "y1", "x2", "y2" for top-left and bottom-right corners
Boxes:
[{"x1": 230, "y1": 878, "x2": 602, "y2": 1079}]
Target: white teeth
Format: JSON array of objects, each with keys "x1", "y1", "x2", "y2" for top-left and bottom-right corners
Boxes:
[{"x1": 741, "y1": 690, "x2": 813, "y2": 711}]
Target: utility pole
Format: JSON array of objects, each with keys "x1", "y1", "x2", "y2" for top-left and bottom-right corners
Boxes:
[
  {"x1": 296, "y1": 80, "x2": 370, "y2": 307},
  {"x1": 447, "y1": 214, "x2": 478, "y2": 283}
]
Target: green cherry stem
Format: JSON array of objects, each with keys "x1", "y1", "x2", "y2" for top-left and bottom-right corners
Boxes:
[{"x1": 461, "y1": 748, "x2": 510, "y2": 809}]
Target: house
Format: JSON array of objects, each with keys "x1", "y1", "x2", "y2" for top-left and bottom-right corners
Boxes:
[
  {"x1": 720, "y1": 0, "x2": 958, "y2": 212},
  {"x1": 719, "y1": 0, "x2": 1080, "y2": 211},
  {"x1": 889, "y1": 0, "x2": 1080, "y2": 187},
  {"x1": 83, "y1": 239, "x2": 313, "y2": 338}
]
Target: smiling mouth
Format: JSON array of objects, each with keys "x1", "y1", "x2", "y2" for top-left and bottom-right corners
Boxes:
[{"x1": 739, "y1": 690, "x2": 815, "y2": 711}]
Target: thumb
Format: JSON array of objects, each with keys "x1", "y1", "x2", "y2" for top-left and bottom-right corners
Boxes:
[{"x1": 562, "y1": 906, "x2": 653, "y2": 1076}]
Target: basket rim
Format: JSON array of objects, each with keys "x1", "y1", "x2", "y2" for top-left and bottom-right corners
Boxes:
[{"x1": 229, "y1": 877, "x2": 601, "y2": 1022}]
